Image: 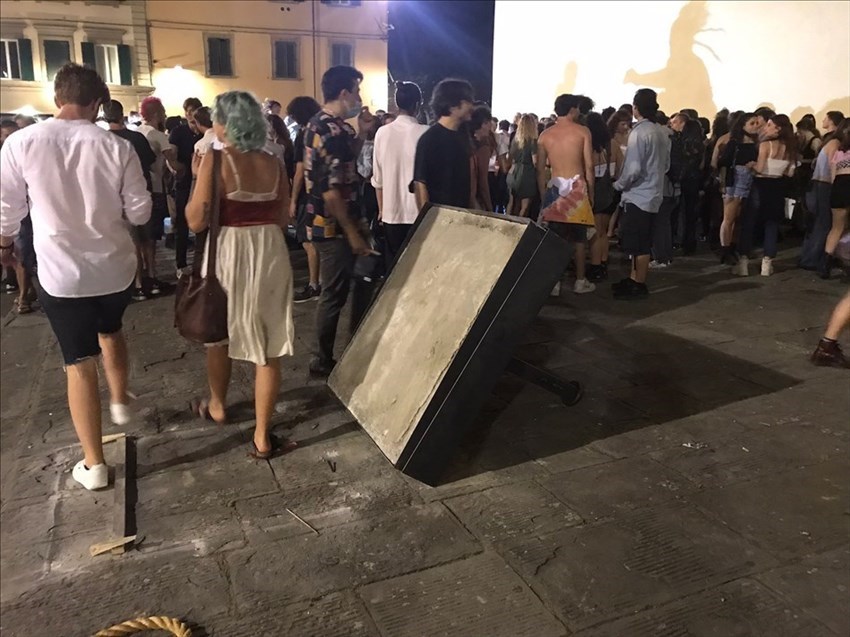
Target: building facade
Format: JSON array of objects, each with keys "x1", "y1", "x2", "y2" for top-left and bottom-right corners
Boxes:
[
  {"x1": 0, "y1": 0, "x2": 152, "y2": 116},
  {"x1": 1, "y1": 0, "x2": 389, "y2": 117}
]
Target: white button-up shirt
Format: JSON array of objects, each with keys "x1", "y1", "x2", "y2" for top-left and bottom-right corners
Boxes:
[
  {"x1": 0, "y1": 118, "x2": 151, "y2": 298},
  {"x1": 371, "y1": 114, "x2": 428, "y2": 225}
]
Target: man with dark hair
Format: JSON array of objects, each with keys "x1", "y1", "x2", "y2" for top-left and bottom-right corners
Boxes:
[
  {"x1": 372, "y1": 80, "x2": 428, "y2": 268},
  {"x1": 103, "y1": 99, "x2": 157, "y2": 300},
  {"x1": 680, "y1": 108, "x2": 699, "y2": 121},
  {"x1": 169, "y1": 98, "x2": 202, "y2": 273},
  {"x1": 413, "y1": 78, "x2": 474, "y2": 211},
  {"x1": 0, "y1": 63, "x2": 151, "y2": 491},
  {"x1": 304, "y1": 65, "x2": 373, "y2": 378},
  {"x1": 753, "y1": 106, "x2": 775, "y2": 132},
  {"x1": 537, "y1": 93, "x2": 596, "y2": 295},
  {"x1": 137, "y1": 96, "x2": 177, "y2": 285},
  {"x1": 0, "y1": 119, "x2": 18, "y2": 146},
  {"x1": 612, "y1": 88, "x2": 671, "y2": 300},
  {"x1": 0, "y1": 118, "x2": 33, "y2": 308}
]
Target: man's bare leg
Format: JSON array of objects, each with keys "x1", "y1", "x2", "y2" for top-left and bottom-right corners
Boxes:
[
  {"x1": 67, "y1": 358, "x2": 105, "y2": 467},
  {"x1": 631, "y1": 255, "x2": 651, "y2": 284},
  {"x1": 134, "y1": 245, "x2": 144, "y2": 289},
  {"x1": 825, "y1": 292, "x2": 850, "y2": 341},
  {"x1": 99, "y1": 331, "x2": 129, "y2": 406},
  {"x1": 14, "y1": 261, "x2": 32, "y2": 307},
  {"x1": 574, "y1": 240, "x2": 588, "y2": 280},
  {"x1": 304, "y1": 242, "x2": 319, "y2": 288}
]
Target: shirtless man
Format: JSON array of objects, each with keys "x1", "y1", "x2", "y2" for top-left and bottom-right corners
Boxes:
[{"x1": 537, "y1": 93, "x2": 596, "y2": 294}]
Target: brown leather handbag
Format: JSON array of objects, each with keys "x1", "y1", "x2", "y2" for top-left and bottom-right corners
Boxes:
[{"x1": 174, "y1": 150, "x2": 228, "y2": 344}]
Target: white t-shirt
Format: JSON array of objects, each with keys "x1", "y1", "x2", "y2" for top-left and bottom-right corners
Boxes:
[
  {"x1": 194, "y1": 128, "x2": 218, "y2": 157},
  {"x1": 137, "y1": 123, "x2": 174, "y2": 194},
  {"x1": 0, "y1": 119, "x2": 151, "y2": 297},
  {"x1": 371, "y1": 115, "x2": 428, "y2": 225}
]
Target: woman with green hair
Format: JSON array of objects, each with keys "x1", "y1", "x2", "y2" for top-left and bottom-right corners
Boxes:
[{"x1": 186, "y1": 90, "x2": 295, "y2": 459}]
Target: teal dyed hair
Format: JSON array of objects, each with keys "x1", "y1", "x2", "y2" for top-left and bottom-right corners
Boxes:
[{"x1": 212, "y1": 91, "x2": 266, "y2": 152}]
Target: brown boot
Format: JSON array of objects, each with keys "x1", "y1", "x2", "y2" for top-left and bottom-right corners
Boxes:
[{"x1": 811, "y1": 339, "x2": 850, "y2": 368}]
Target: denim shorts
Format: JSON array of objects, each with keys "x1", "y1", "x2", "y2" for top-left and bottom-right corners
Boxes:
[{"x1": 725, "y1": 166, "x2": 754, "y2": 199}]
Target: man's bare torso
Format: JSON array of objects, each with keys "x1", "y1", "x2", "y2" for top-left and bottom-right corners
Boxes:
[{"x1": 539, "y1": 120, "x2": 589, "y2": 179}]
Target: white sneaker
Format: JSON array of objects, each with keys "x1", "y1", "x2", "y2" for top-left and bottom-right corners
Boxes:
[
  {"x1": 573, "y1": 279, "x2": 596, "y2": 294},
  {"x1": 110, "y1": 393, "x2": 135, "y2": 426},
  {"x1": 761, "y1": 257, "x2": 774, "y2": 277},
  {"x1": 550, "y1": 282, "x2": 562, "y2": 297},
  {"x1": 72, "y1": 460, "x2": 109, "y2": 491},
  {"x1": 649, "y1": 261, "x2": 669, "y2": 269},
  {"x1": 733, "y1": 256, "x2": 749, "y2": 277}
]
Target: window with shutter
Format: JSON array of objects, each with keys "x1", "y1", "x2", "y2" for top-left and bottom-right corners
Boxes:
[
  {"x1": 330, "y1": 42, "x2": 352, "y2": 67},
  {"x1": 206, "y1": 36, "x2": 233, "y2": 77},
  {"x1": 273, "y1": 40, "x2": 298, "y2": 79},
  {"x1": 43, "y1": 39, "x2": 72, "y2": 81},
  {"x1": 1, "y1": 39, "x2": 22, "y2": 79}
]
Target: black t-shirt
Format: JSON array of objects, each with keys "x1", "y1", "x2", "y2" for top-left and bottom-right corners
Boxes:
[
  {"x1": 294, "y1": 130, "x2": 307, "y2": 205},
  {"x1": 413, "y1": 123, "x2": 471, "y2": 208},
  {"x1": 168, "y1": 124, "x2": 201, "y2": 190},
  {"x1": 111, "y1": 128, "x2": 156, "y2": 192}
]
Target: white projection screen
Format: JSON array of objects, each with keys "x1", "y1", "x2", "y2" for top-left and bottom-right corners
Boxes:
[{"x1": 492, "y1": 0, "x2": 850, "y2": 122}]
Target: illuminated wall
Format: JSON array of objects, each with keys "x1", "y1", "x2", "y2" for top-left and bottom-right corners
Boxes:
[
  {"x1": 147, "y1": 0, "x2": 389, "y2": 117},
  {"x1": 492, "y1": 0, "x2": 850, "y2": 122}
]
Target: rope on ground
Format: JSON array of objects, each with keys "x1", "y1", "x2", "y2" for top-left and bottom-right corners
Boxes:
[{"x1": 94, "y1": 616, "x2": 191, "y2": 637}]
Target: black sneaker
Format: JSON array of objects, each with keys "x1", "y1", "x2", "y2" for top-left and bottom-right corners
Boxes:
[
  {"x1": 294, "y1": 284, "x2": 321, "y2": 304},
  {"x1": 3, "y1": 281, "x2": 18, "y2": 294},
  {"x1": 309, "y1": 357, "x2": 336, "y2": 378},
  {"x1": 132, "y1": 286, "x2": 147, "y2": 301},
  {"x1": 587, "y1": 264, "x2": 606, "y2": 283},
  {"x1": 147, "y1": 278, "x2": 164, "y2": 296},
  {"x1": 613, "y1": 278, "x2": 649, "y2": 300}
]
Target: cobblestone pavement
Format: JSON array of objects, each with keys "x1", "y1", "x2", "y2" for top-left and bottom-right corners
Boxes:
[{"x1": 1, "y1": 242, "x2": 848, "y2": 636}]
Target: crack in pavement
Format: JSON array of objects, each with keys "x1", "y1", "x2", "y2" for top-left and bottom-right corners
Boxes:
[
  {"x1": 533, "y1": 545, "x2": 562, "y2": 577},
  {"x1": 142, "y1": 351, "x2": 187, "y2": 372}
]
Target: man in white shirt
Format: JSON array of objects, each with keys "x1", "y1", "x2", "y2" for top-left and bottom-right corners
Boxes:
[
  {"x1": 371, "y1": 81, "x2": 428, "y2": 269},
  {"x1": 0, "y1": 63, "x2": 152, "y2": 491},
  {"x1": 137, "y1": 96, "x2": 177, "y2": 275}
]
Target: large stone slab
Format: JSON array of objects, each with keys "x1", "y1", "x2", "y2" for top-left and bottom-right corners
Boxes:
[
  {"x1": 503, "y1": 503, "x2": 776, "y2": 630},
  {"x1": 577, "y1": 577, "x2": 835, "y2": 637},
  {"x1": 756, "y1": 546, "x2": 850, "y2": 636},
  {"x1": 226, "y1": 502, "x2": 480, "y2": 612},
  {"x1": 361, "y1": 552, "x2": 566, "y2": 637},
  {"x1": 692, "y1": 459, "x2": 850, "y2": 560},
  {"x1": 445, "y1": 481, "x2": 583, "y2": 546}
]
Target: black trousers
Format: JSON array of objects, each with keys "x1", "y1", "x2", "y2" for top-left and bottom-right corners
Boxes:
[
  {"x1": 383, "y1": 223, "x2": 413, "y2": 273},
  {"x1": 174, "y1": 187, "x2": 191, "y2": 269},
  {"x1": 315, "y1": 239, "x2": 373, "y2": 364},
  {"x1": 679, "y1": 177, "x2": 702, "y2": 253}
]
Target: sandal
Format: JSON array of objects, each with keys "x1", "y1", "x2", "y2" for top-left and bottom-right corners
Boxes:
[
  {"x1": 248, "y1": 433, "x2": 298, "y2": 460},
  {"x1": 13, "y1": 298, "x2": 32, "y2": 315},
  {"x1": 189, "y1": 398, "x2": 227, "y2": 425}
]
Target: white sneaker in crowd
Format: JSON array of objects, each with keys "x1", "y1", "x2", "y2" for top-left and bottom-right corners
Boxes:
[
  {"x1": 733, "y1": 256, "x2": 749, "y2": 277},
  {"x1": 550, "y1": 282, "x2": 562, "y2": 297},
  {"x1": 761, "y1": 257, "x2": 774, "y2": 277},
  {"x1": 72, "y1": 460, "x2": 109, "y2": 491},
  {"x1": 649, "y1": 261, "x2": 670, "y2": 269},
  {"x1": 573, "y1": 279, "x2": 596, "y2": 294}
]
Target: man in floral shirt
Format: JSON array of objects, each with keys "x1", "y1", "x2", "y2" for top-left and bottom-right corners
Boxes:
[{"x1": 303, "y1": 65, "x2": 373, "y2": 377}]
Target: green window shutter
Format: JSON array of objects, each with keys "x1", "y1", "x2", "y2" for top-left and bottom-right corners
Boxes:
[
  {"x1": 117, "y1": 44, "x2": 132, "y2": 85},
  {"x1": 81, "y1": 41, "x2": 96, "y2": 69},
  {"x1": 43, "y1": 40, "x2": 71, "y2": 81},
  {"x1": 207, "y1": 37, "x2": 232, "y2": 77},
  {"x1": 17, "y1": 38, "x2": 34, "y2": 81}
]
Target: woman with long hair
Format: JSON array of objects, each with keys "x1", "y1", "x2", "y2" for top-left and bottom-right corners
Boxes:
[
  {"x1": 747, "y1": 114, "x2": 797, "y2": 276},
  {"x1": 265, "y1": 112, "x2": 295, "y2": 181},
  {"x1": 701, "y1": 110, "x2": 731, "y2": 246},
  {"x1": 585, "y1": 112, "x2": 621, "y2": 280},
  {"x1": 506, "y1": 114, "x2": 539, "y2": 217},
  {"x1": 822, "y1": 119, "x2": 850, "y2": 279},
  {"x1": 801, "y1": 112, "x2": 845, "y2": 272},
  {"x1": 186, "y1": 91, "x2": 296, "y2": 459},
  {"x1": 717, "y1": 112, "x2": 760, "y2": 268},
  {"x1": 605, "y1": 109, "x2": 632, "y2": 238}
]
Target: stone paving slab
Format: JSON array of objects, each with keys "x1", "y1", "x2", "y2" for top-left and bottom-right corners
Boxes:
[
  {"x1": 576, "y1": 577, "x2": 837, "y2": 637},
  {"x1": 226, "y1": 503, "x2": 481, "y2": 612},
  {"x1": 502, "y1": 503, "x2": 777, "y2": 631},
  {"x1": 692, "y1": 459, "x2": 850, "y2": 561},
  {"x1": 361, "y1": 552, "x2": 567, "y2": 637},
  {"x1": 445, "y1": 481, "x2": 583, "y2": 546},
  {"x1": 756, "y1": 546, "x2": 850, "y2": 636},
  {"x1": 209, "y1": 590, "x2": 379, "y2": 637}
]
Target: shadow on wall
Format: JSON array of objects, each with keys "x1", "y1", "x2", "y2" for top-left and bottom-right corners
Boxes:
[
  {"x1": 555, "y1": 60, "x2": 578, "y2": 101},
  {"x1": 624, "y1": 0, "x2": 719, "y2": 116}
]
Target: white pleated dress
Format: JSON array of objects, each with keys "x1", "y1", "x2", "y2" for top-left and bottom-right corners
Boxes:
[{"x1": 202, "y1": 153, "x2": 294, "y2": 365}]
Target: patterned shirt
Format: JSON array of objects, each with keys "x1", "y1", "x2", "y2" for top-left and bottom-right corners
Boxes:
[{"x1": 303, "y1": 110, "x2": 360, "y2": 240}]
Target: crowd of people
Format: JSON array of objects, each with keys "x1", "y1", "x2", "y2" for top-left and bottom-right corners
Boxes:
[{"x1": 0, "y1": 62, "x2": 847, "y2": 492}]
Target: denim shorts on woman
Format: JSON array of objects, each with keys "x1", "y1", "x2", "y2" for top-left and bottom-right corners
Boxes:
[{"x1": 724, "y1": 165, "x2": 754, "y2": 199}]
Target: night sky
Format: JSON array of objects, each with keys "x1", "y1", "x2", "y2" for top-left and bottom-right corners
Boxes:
[{"x1": 388, "y1": 0, "x2": 495, "y2": 110}]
